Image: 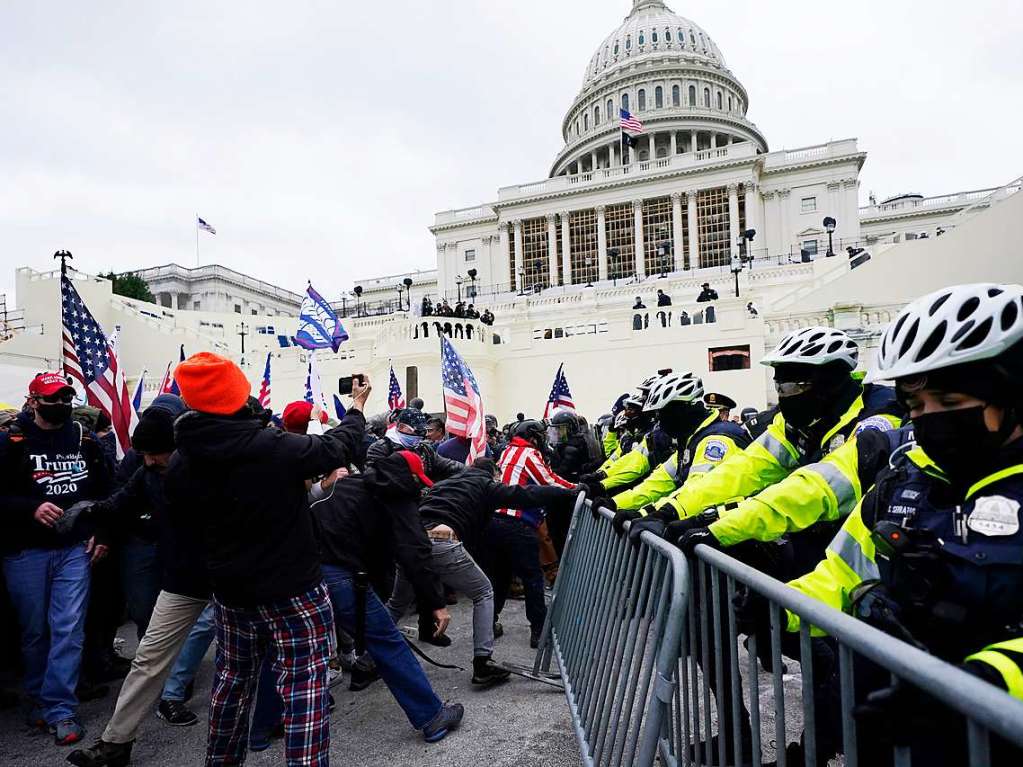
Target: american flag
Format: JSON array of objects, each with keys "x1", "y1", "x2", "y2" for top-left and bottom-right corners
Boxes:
[
  {"x1": 388, "y1": 365, "x2": 406, "y2": 410},
  {"x1": 620, "y1": 108, "x2": 643, "y2": 134},
  {"x1": 197, "y1": 216, "x2": 216, "y2": 234},
  {"x1": 158, "y1": 345, "x2": 185, "y2": 395},
  {"x1": 440, "y1": 337, "x2": 486, "y2": 464},
  {"x1": 61, "y1": 276, "x2": 139, "y2": 458},
  {"x1": 543, "y1": 363, "x2": 576, "y2": 419},
  {"x1": 257, "y1": 352, "x2": 272, "y2": 409}
]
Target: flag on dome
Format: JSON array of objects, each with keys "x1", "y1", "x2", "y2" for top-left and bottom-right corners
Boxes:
[
  {"x1": 197, "y1": 216, "x2": 216, "y2": 234},
  {"x1": 257, "y1": 352, "x2": 272, "y2": 409},
  {"x1": 620, "y1": 108, "x2": 643, "y2": 134},
  {"x1": 131, "y1": 369, "x2": 146, "y2": 417},
  {"x1": 388, "y1": 365, "x2": 406, "y2": 411},
  {"x1": 294, "y1": 283, "x2": 349, "y2": 353},
  {"x1": 60, "y1": 276, "x2": 139, "y2": 458},
  {"x1": 543, "y1": 363, "x2": 576, "y2": 419},
  {"x1": 440, "y1": 337, "x2": 486, "y2": 464}
]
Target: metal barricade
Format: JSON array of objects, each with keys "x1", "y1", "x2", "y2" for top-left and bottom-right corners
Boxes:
[
  {"x1": 533, "y1": 497, "x2": 690, "y2": 767},
  {"x1": 538, "y1": 497, "x2": 1023, "y2": 767}
]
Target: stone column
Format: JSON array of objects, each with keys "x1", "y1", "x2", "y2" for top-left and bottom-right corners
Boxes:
[
  {"x1": 498, "y1": 223, "x2": 511, "y2": 289},
  {"x1": 671, "y1": 192, "x2": 684, "y2": 272},
  {"x1": 743, "y1": 182, "x2": 758, "y2": 257},
  {"x1": 669, "y1": 131, "x2": 677, "y2": 156},
  {"x1": 633, "y1": 199, "x2": 646, "y2": 279},
  {"x1": 590, "y1": 150, "x2": 598, "y2": 172},
  {"x1": 560, "y1": 211, "x2": 572, "y2": 285},
  {"x1": 686, "y1": 190, "x2": 700, "y2": 269},
  {"x1": 711, "y1": 133, "x2": 718, "y2": 150},
  {"x1": 596, "y1": 205, "x2": 608, "y2": 281},
  {"x1": 546, "y1": 214, "x2": 558, "y2": 287},
  {"x1": 611, "y1": 141, "x2": 619, "y2": 167},
  {"x1": 691, "y1": 130, "x2": 698, "y2": 153},
  {"x1": 778, "y1": 189, "x2": 792, "y2": 258},
  {"x1": 760, "y1": 190, "x2": 777, "y2": 258},
  {"x1": 513, "y1": 219, "x2": 524, "y2": 292},
  {"x1": 728, "y1": 183, "x2": 740, "y2": 261}
]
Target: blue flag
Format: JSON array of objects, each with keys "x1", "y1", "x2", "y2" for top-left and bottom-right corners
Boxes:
[
  {"x1": 294, "y1": 284, "x2": 348, "y2": 352},
  {"x1": 332, "y1": 394, "x2": 347, "y2": 421}
]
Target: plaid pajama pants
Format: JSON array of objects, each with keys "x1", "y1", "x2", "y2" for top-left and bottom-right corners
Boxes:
[{"x1": 206, "y1": 583, "x2": 335, "y2": 767}]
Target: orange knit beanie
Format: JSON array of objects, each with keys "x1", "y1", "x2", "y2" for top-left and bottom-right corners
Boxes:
[{"x1": 174, "y1": 352, "x2": 251, "y2": 415}]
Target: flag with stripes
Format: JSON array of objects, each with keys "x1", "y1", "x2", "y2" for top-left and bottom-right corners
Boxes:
[
  {"x1": 620, "y1": 108, "x2": 643, "y2": 134},
  {"x1": 303, "y1": 351, "x2": 330, "y2": 412},
  {"x1": 295, "y1": 283, "x2": 348, "y2": 353},
  {"x1": 158, "y1": 345, "x2": 185, "y2": 395},
  {"x1": 131, "y1": 369, "x2": 147, "y2": 417},
  {"x1": 440, "y1": 336, "x2": 486, "y2": 464},
  {"x1": 257, "y1": 352, "x2": 272, "y2": 409},
  {"x1": 60, "y1": 276, "x2": 139, "y2": 458},
  {"x1": 388, "y1": 365, "x2": 406, "y2": 411},
  {"x1": 543, "y1": 363, "x2": 576, "y2": 419},
  {"x1": 197, "y1": 216, "x2": 216, "y2": 234}
]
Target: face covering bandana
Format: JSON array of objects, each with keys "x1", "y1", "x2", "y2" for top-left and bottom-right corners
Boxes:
[
  {"x1": 778, "y1": 391, "x2": 821, "y2": 430},
  {"x1": 394, "y1": 431, "x2": 423, "y2": 449},
  {"x1": 37, "y1": 402, "x2": 73, "y2": 426},
  {"x1": 912, "y1": 406, "x2": 1005, "y2": 483},
  {"x1": 658, "y1": 404, "x2": 707, "y2": 440}
]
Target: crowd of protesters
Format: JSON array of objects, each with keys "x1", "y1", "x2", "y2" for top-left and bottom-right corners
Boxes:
[{"x1": 0, "y1": 358, "x2": 618, "y2": 766}]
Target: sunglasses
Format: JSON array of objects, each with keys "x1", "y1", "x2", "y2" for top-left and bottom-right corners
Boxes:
[
  {"x1": 36, "y1": 393, "x2": 74, "y2": 404},
  {"x1": 774, "y1": 381, "x2": 813, "y2": 398}
]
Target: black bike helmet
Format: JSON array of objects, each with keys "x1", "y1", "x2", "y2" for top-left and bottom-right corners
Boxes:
[{"x1": 511, "y1": 419, "x2": 547, "y2": 445}]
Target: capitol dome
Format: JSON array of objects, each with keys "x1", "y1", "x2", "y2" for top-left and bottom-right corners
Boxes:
[{"x1": 550, "y1": 0, "x2": 767, "y2": 178}]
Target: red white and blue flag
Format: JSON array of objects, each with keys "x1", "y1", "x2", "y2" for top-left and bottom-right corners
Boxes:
[
  {"x1": 295, "y1": 283, "x2": 348, "y2": 353},
  {"x1": 388, "y1": 365, "x2": 406, "y2": 411},
  {"x1": 440, "y1": 337, "x2": 486, "y2": 464},
  {"x1": 131, "y1": 369, "x2": 146, "y2": 417},
  {"x1": 197, "y1": 216, "x2": 216, "y2": 235},
  {"x1": 61, "y1": 276, "x2": 139, "y2": 458},
  {"x1": 543, "y1": 363, "x2": 576, "y2": 419},
  {"x1": 620, "y1": 108, "x2": 643, "y2": 134},
  {"x1": 257, "y1": 352, "x2": 272, "y2": 409},
  {"x1": 158, "y1": 345, "x2": 185, "y2": 395}
]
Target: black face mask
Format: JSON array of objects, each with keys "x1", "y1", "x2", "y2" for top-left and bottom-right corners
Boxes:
[
  {"x1": 778, "y1": 391, "x2": 822, "y2": 430},
  {"x1": 912, "y1": 406, "x2": 1006, "y2": 483},
  {"x1": 658, "y1": 403, "x2": 707, "y2": 440},
  {"x1": 37, "y1": 402, "x2": 72, "y2": 425}
]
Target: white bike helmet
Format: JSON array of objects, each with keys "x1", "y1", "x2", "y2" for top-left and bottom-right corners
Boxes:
[
  {"x1": 644, "y1": 372, "x2": 704, "y2": 412},
  {"x1": 761, "y1": 326, "x2": 859, "y2": 370},
  {"x1": 865, "y1": 283, "x2": 1023, "y2": 383}
]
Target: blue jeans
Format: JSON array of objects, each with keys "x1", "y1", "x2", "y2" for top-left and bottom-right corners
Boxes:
[
  {"x1": 121, "y1": 537, "x2": 162, "y2": 639},
  {"x1": 322, "y1": 564, "x2": 441, "y2": 729},
  {"x1": 3, "y1": 544, "x2": 90, "y2": 724},
  {"x1": 161, "y1": 603, "x2": 215, "y2": 701}
]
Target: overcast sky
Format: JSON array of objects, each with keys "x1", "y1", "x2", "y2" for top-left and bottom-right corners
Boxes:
[{"x1": 3, "y1": 0, "x2": 1020, "y2": 304}]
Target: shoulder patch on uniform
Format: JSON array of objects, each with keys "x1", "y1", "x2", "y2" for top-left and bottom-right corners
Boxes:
[
  {"x1": 854, "y1": 416, "x2": 894, "y2": 435},
  {"x1": 702, "y1": 440, "x2": 728, "y2": 462}
]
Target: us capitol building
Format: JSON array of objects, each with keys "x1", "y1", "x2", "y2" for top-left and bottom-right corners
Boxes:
[{"x1": 3, "y1": 0, "x2": 1020, "y2": 418}]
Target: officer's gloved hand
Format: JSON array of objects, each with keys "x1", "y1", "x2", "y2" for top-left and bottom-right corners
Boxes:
[
  {"x1": 733, "y1": 588, "x2": 771, "y2": 637},
  {"x1": 590, "y1": 496, "x2": 616, "y2": 520},
  {"x1": 662, "y1": 508, "x2": 718, "y2": 547},
  {"x1": 611, "y1": 510, "x2": 642, "y2": 536},
  {"x1": 678, "y1": 527, "x2": 722, "y2": 557},
  {"x1": 53, "y1": 501, "x2": 95, "y2": 536},
  {"x1": 850, "y1": 581, "x2": 926, "y2": 651},
  {"x1": 626, "y1": 506, "x2": 676, "y2": 546}
]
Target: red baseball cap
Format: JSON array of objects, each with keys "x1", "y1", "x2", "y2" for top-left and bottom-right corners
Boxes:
[
  {"x1": 281, "y1": 400, "x2": 328, "y2": 434},
  {"x1": 29, "y1": 372, "x2": 75, "y2": 399},
  {"x1": 396, "y1": 450, "x2": 433, "y2": 487}
]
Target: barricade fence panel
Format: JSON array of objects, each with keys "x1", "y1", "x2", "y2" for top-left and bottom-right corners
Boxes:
[{"x1": 536, "y1": 498, "x2": 1023, "y2": 767}]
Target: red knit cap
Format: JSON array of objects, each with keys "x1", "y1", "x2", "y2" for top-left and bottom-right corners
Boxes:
[
  {"x1": 396, "y1": 450, "x2": 433, "y2": 487},
  {"x1": 174, "y1": 352, "x2": 251, "y2": 415}
]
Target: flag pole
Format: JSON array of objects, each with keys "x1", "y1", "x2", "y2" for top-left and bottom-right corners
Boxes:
[{"x1": 195, "y1": 214, "x2": 199, "y2": 267}]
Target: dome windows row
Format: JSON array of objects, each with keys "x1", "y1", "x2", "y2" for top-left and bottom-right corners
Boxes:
[
  {"x1": 592, "y1": 24, "x2": 717, "y2": 78},
  {"x1": 567, "y1": 80, "x2": 744, "y2": 141}
]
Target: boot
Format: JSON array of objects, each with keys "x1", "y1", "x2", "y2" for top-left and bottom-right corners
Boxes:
[
  {"x1": 529, "y1": 625, "x2": 543, "y2": 649},
  {"x1": 471, "y1": 656, "x2": 511, "y2": 686},
  {"x1": 349, "y1": 655, "x2": 380, "y2": 692},
  {"x1": 66, "y1": 739, "x2": 133, "y2": 767}
]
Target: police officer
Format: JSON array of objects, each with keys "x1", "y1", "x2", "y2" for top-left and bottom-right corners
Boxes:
[
  {"x1": 597, "y1": 373, "x2": 749, "y2": 529},
  {"x1": 779, "y1": 284, "x2": 1023, "y2": 764},
  {"x1": 703, "y1": 392, "x2": 737, "y2": 422}
]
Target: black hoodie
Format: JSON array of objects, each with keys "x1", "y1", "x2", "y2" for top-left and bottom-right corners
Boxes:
[
  {"x1": 310, "y1": 452, "x2": 446, "y2": 612},
  {"x1": 165, "y1": 407, "x2": 366, "y2": 606}
]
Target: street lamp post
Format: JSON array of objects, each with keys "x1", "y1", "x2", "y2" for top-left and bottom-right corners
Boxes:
[
  {"x1": 236, "y1": 322, "x2": 248, "y2": 366},
  {"x1": 823, "y1": 216, "x2": 837, "y2": 257},
  {"x1": 517, "y1": 269, "x2": 526, "y2": 296},
  {"x1": 403, "y1": 277, "x2": 414, "y2": 311},
  {"x1": 466, "y1": 269, "x2": 477, "y2": 300},
  {"x1": 584, "y1": 256, "x2": 593, "y2": 288},
  {"x1": 353, "y1": 285, "x2": 363, "y2": 316},
  {"x1": 608, "y1": 248, "x2": 619, "y2": 287},
  {"x1": 455, "y1": 275, "x2": 463, "y2": 303},
  {"x1": 731, "y1": 229, "x2": 757, "y2": 298}
]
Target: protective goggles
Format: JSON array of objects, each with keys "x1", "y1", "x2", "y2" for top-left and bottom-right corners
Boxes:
[{"x1": 774, "y1": 380, "x2": 813, "y2": 398}]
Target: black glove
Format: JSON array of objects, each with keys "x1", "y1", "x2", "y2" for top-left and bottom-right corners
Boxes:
[
  {"x1": 678, "y1": 527, "x2": 722, "y2": 557},
  {"x1": 53, "y1": 501, "x2": 95, "y2": 536},
  {"x1": 849, "y1": 581, "x2": 926, "y2": 651},
  {"x1": 612, "y1": 510, "x2": 642, "y2": 535},
  {"x1": 662, "y1": 509, "x2": 719, "y2": 547},
  {"x1": 626, "y1": 507, "x2": 677, "y2": 546},
  {"x1": 583, "y1": 480, "x2": 606, "y2": 498},
  {"x1": 733, "y1": 588, "x2": 771, "y2": 637},
  {"x1": 590, "y1": 496, "x2": 616, "y2": 519},
  {"x1": 579, "y1": 471, "x2": 607, "y2": 485}
]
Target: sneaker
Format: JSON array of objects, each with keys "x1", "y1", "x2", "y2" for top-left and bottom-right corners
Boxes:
[
  {"x1": 349, "y1": 664, "x2": 380, "y2": 692},
  {"x1": 327, "y1": 665, "x2": 345, "y2": 689},
  {"x1": 529, "y1": 625, "x2": 543, "y2": 649},
  {"x1": 67, "y1": 739, "x2": 133, "y2": 767},
  {"x1": 249, "y1": 721, "x2": 285, "y2": 753},
  {"x1": 492, "y1": 621, "x2": 504, "y2": 639},
  {"x1": 422, "y1": 702, "x2": 464, "y2": 743},
  {"x1": 51, "y1": 717, "x2": 85, "y2": 746},
  {"x1": 157, "y1": 699, "x2": 198, "y2": 727},
  {"x1": 471, "y1": 657, "x2": 511, "y2": 687}
]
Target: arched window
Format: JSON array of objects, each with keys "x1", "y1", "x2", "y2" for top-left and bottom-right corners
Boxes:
[
  {"x1": 703, "y1": 87, "x2": 711, "y2": 108},
  {"x1": 716, "y1": 91, "x2": 723, "y2": 110},
  {"x1": 655, "y1": 86, "x2": 663, "y2": 108},
  {"x1": 651, "y1": 29, "x2": 658, "y2": 43},
  {"x1": 688, "y1": 84, "x2": 696, "y2": 105},
  {"x1": 665, "y1": 27, "x2": 672, "y2": 42},
  {"x1": 678, "y1": 28, "x2": 685, "y2": 45},
  {"x1": 690, "y1": 30, "x2": 697, "y2": 47},
  {"x1": 672, "y1": 84, "x2": 680, "y2": 106},
  {"x1": 594, "y1": 105, "x2": 600, "y2": 125},
  {"x1": 625, "y1": 35, "x2": 631, "y2": 51},
  {"x1": 728, "y1": 96, "x2": 733, "y2": 112},
  {"x1": 613, "y1": 41, "x2": 619, "y2": 56},
  {"x1": 583, "y1": 113, "x2": 589, "y2": 131},
  {"x1": 622, "y1": 93, "x2": 629, "y2": 112},
  {"x1": 575, "y1": 118, "x2": 580, "y2": 135},
  {"x1": 638, "y1": 31, "x2": 645, "y2": 46},
  {"x1": 607, "y1": 99, "x2": 614, "y2": 119},
  {"x1": 637, "y1": 89, "x2": 646, "y2": 111}
]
